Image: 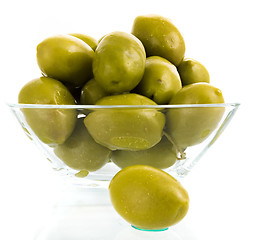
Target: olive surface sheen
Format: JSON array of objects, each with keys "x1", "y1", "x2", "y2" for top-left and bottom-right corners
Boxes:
[{"x1": 109, "y1": 165, "x2": 189, "y2": 230}]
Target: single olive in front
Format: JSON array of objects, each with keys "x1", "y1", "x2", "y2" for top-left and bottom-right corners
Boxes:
[
  {"x1": 111, "y1": 134, "x2": 177, "y2": 169},
  {"x1": 166, "y1": 83, "x2": 225, "y2": 148},
  {"x1": 93, "y1": 31, "x2": 146, "y2": 94},
  {"x1": 84, "y1": 94, "x2": 165, "y2": 151},
  {"x1": 134, "y1": 56, "x2": 182, "y2": 104},
  {"x1": 37, "y1": 35, "x2": 94, "y2": 88},
  {"x1": 178, "y1": 58, "x2": 210, "y2": 86},
  {"x1": 18, "y1": 77, "x2": 77, "y2": 146},
  {"x1": 132, "y1": 14, "x2": 185, "y2": 66},
  {"x1": 109, "y1": 165, "x2": 189, "y2": 230},
  {"x1": 54, "y1": 118, "x2": 111, "y2": 171}
]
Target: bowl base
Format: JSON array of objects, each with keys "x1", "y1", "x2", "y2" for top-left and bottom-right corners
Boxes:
[
  {"x1": 34, "y1": 187, "x2": 193, "y2": 240},
  {"x1": 35, "y1": 205, "x2": 184, "y2": 240},
  {"x1": 132, "y1": 225, "x2": 169, "y2": 232}
]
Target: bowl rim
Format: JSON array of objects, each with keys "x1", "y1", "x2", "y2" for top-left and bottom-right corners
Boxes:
[{"x1": 7, "y1": 102, "x2": 240, "y2": 109}]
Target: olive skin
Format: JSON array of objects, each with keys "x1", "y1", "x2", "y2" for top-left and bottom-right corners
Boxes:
[
  {"x1": 80, "y1": 78, "x2": 109, "y2": 105},
  {"x1": 37, "y1": 35, "x2": 94, "y2": 88},
  {"x1": 84, "y1": 94, "x2": 165, "y2": 151},
  {"x1": 178, "y1": 58, "x2": 210, "y2": 86},
  {"x1": 18, "y1": 77, "x2": 77, "y2": 146},
  {"x1": 109, "y1": 165, "x2": 189, "y2": 230},
  {"x1": 134, "y1": 56, "x2": 182, "y2": 104},
  {"x1": 54, "y1": 119, "x2": 111, "y2": 171},
  {"x1": 111, "y1": 134, "x2": 177, "y2": 169},
  {"x1": 93, "y1": 31, "x2": 146, "y2": 94},
  {"x1": 132, "y1": 14, "x2": 185, "y2": 66},
  {"x1": 69, "y1": 33, "x2": 98, "y2": 51},
  {"x1": 166, "y1": 83, "x2": 225, "y2": 148}
]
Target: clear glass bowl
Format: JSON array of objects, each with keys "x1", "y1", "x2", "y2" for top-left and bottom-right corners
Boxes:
[
  {"x1": 7, "y1": 102, "x2": 240, "y2": 238},
  {"x1": 8, "y1": 103, "x2": 240, "y2": 185}
]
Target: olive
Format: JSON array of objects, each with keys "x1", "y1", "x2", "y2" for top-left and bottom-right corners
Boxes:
[
  {"x1": 109, "y1": 165, "x2": 189, "y2": 230},
  {"x1": 18, "y1": 77, "x2": 77, "y2": 146},
  {"x1": 111, "y1": 134, "x2": 177, "y2": 169},
  {"x1": 131, "y1": 14, "x2": 185, "y2": 66},
  {"x1": 80, "y1": 78, "x2": 109, "y2": 105},
  {"x1": 37, "y1": 34, "x2": 94, "y2": 88},
  {"x1": 93, "y1": 31, "x2": 146, "y2": 93},
  {"x1": 166, "y1": 83, "x2": 225, "y2": 148},
  {"x1": 84, "y1": 93, "x2": 165, "y2": 151},
  {"x1": 134, "y1": 56, "x2": 182, "y2": 104},
  {"x1": 54, "y1": 118, "x2": 111, "y2": 171},
  {"x1": 178, "y1": 58, "x2": 210, "y2": 86},
  {"x1": 97, "y1": 34, "x2": 106, "y2": 44},
  {"x1": 68, "y1": 33, "x2": 98, "y2": 51}
]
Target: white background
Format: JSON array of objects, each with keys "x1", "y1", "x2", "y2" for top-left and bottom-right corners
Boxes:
[{"x1": 0, "y1": 0, "x2": 257, "y2": 239}]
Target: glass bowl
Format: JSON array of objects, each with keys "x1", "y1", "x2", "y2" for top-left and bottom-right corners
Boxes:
[
  {"x1": 8, "y1": 103, "x2": 240, "y2": 185},
  {"x1": 7, "y1": 102, "x2": 240, "y2": 238}
]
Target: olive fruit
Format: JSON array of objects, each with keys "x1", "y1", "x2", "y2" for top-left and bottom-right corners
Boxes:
[
  {"x1": 54, "y1": 118, "x2": 111, "y2": 171},
  {"x1": 134, "y1": 56, "x2": 182, "y2": 104},
  {"x1": 111, "y1": 134, "x2": 177, "y2": 169},
  {"x1": 109, "y1": 165, "x2": 189, "y2": 230},
  {"x1": 93, "y1": 31, "x2": 146, "y2": 93},
  {"x1": 178, "y1": 58, "x2": 210, "y2": 86},
  {"x1": 84, "y1": 93, "x2": 165, "y2": 151},
  {"x1": 18, "y1": 77, "x2": 77, "y2": 146},
  {"x1": 37, "y1": 34, "x2": 94, "y2": 88},
  {"x1": 69, "y1": 33, "x2": 98, "y2": 51},
  {"x1": 80, "y1": 78, "x2": 109, "y2": 105},
  {"x1": 132, "y1": 14, "x2": 185, "y2": 66},
  {"x1": 166, "y1": 83, "x2": 225, "y2": 148}
]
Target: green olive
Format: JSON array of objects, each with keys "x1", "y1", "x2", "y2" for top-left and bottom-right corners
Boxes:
[
  {"x1": 111, "y1": 134, "x2": 177, "y2": 169},
  {"x1": 68, "y1": 33, "x2": 98, "y2": 51},
  {"x1": 178, "y1": 58, "x2": 210, "y2": 86},
  {"x1": 54, "y1": 118, "x2": 111, "y2": 171},
  {"x1": 134, "y1": 56, "x2": 182, "y2": 104},
  {"x1": 166, "y1": 83, "x2": 225, "y2": 148},
  {"x1": 109, "y1": 165, "x2": 189, "y2": 230},
  {"x1": 80, "y1": 78, "x2": 109, "y2": 105},
  {"x1": 132, "y1": 14, "x2": 185, "y2": 66},
  {"x1": 37, "y1": 34, "x2": 94, "y2": 88},
  {"x1": 93, "y1": 31, "x2": 146, "y2": 93},
  {"x1": 18, "y1": 77, "x2": 77, "y2": 146},
  {"x1": 84, "y1": 93, "x2": 165, "y2": 151}
]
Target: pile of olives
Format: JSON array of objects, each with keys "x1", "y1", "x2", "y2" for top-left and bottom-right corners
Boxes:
[
  {"x1": 18, "y1": 13, "x2": 226, "y2": 230},
  {"x1": 18, "y1": 14, "x2": 225, "y2": 173}
]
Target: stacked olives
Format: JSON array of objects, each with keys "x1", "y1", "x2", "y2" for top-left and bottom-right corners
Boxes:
[
  {"x1": 19, "y1": 14, "x2": 225, "y2": 174},
  {"x1": 17, "y1": 14, "x2": 227, "y2": 230}
]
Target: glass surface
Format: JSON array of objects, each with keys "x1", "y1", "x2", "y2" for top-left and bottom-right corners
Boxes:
[
  {"x1": 8, "y1": 103, "x2": 240, "y2": 183},
  {"x1": 7, "y1": 102, "x2": 240, "y2": 236},
  {"x1": 34, "y1": 187, "x2": 186, "y2": 240}
]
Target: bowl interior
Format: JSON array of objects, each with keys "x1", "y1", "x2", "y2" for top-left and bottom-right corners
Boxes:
[{"x1": 8, "y1": 103, "x2": 240, "y2": 184}]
